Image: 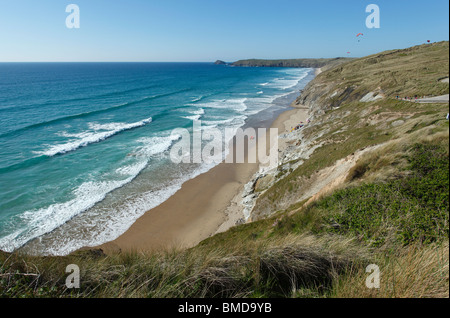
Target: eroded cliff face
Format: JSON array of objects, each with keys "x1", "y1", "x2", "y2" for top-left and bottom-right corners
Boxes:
[
  {"x1": 242, "y1": 73, "x2": 340, "y2": 221},
  {"x1": 294, "y1": 80, "x2": 335, "y2": 119}
]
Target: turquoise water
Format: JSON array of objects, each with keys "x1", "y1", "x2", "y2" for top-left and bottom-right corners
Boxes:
[{"x1": 0, "y1": 63, "x2": 313, "y2": 255}]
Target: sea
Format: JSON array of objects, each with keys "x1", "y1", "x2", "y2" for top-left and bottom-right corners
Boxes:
[{"x1": 0, "y1": 62, "x2": 314, "y2": 255}]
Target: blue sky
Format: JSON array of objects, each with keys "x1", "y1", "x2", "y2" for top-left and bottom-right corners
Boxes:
[{"x1": 0, "y1": 0, "x2": 448, "y2": 62}]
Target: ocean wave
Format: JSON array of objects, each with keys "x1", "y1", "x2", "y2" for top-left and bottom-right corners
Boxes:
[
  {"x1": 34, "y1": 117, "x2": 153, "y2": 157},
  {"x1": 114, "y1": 161, "x2": 149, "y2": 177},
  {"x1": 19, "y1": 162, "x2": 217, "y2": 256},
  {"x1": 133, "y1": 134, "x2": 181, "y2": 158},
  {"x1": 190, "y1": 95, "x2": 209, "y2": 103},
  {"x1": 0, "y1": 118, "x2": 243, "y2": 255},
  {"x1": 0, "y1": 83, "x2": 161, "y2": 115},
  {"x1": 201, "y1": 117, "x2": 235, "y2": 126},
  {"x1": 200, "y1": 116, "x2": 247, "y2": 133},
  {"x1": 197, "y1": 98, "x2": 248, "y2": 113},
  {"x1": 263, "y1": 70, "x2": 310, "y2": 90},
  {"x1": 183, "y1": 114, "x2": 202, "y2": 121},
  {"x1": 268, "y1": 78, "x2": 301, "y2": 90},
  {"x1": 189, "y1": 92, "x2": 222, "y2": 103},
  {"x1": 0, "y1": 88, "x2": 191, "y2": 140},
  {"x1": 0, "y1": 155, "x2": 48, "y2": 174},
  {"x1": 0, "y1": 131, "x2": 188, "y2": 253},
  {"x1": 0, "y1": 172, "x2": 143, "y2": 253},
  {"x1": 190, "y1": 108, "x2": 205, "y2": 115},
  {"x1": 182, "y1": 107, "x2": 205, "y2": 121},
  {"x1": 278, "y1": 68, "x2": 311, "y2": 76}
]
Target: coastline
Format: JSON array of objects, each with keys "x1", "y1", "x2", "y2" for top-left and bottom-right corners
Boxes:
[{"x1": 97, "y1": 72, "x2": 315, "y2": 254}]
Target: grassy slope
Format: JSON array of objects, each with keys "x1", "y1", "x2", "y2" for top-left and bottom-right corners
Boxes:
[
  {"x1": 253, "y1": 41, "x2": 449, "y2": 218},
  {"x1": 318, "y1": 41, "x2": 449, "y2": 98},
  {"x1": 1, "y1": 43, "x2": 449, "y2": 298}
]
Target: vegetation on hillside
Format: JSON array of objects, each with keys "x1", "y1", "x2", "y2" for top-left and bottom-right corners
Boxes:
[
  {"x1": 1, "y1": 42, "x2": 449, "y2": 298},
  {"x1": 253, "y1": 41, "x2": 449, "y2": 219}
]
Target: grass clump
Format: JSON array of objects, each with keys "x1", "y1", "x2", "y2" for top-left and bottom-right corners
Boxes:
[
  {"x1": 331, "y1": 241, "x2": 449, "y2": 298},
  {"x1": 0, "y1": 235, "x2": 365, "y2": 298}
]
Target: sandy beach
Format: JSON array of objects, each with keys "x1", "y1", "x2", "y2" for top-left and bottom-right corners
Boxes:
[{"x1": 98, "y1": 91, "x2": 310, "y2": 254}]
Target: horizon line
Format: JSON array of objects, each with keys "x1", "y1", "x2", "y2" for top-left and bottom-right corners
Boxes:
[{"x1": 0, "y1": 57, "x2": 352, "y2": 63}]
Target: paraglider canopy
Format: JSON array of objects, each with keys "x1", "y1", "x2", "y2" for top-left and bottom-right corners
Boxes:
[
  {"x1": 356, "y1": 33, "x2": 364, "y2": 42},
  {"x1": 427, "y1": 40, "x2": 431, "y2": 43}
]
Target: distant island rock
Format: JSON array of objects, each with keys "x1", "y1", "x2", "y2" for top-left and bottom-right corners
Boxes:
[{"x1": 214, "y1": 60, "x2": 228, "y2": 65}]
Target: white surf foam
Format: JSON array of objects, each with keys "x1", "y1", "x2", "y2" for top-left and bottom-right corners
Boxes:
[
  {"x1": 115, "y1": 161, "x2": 148, "y2": 177},
  {"x1": 135, "y1": 134, "x2": 182, "y2": 157},
  {"x1": 182, "y1": 108, "x2": 205, "y2": 121},
  {"x1": 190, "y1": 108, "x2": 205, "y2": 115},
  {"x1": 0, "y1": 131, "x2": 186, "y2": 253},
  {"x1": 0, "y1": 175, "x2": 141, "y2": 253},
  {"x1": 198, "y1": 98, "x2": 248, "y2": 113},
  {"x1": 34, "y1": 117, "x2": 153, "y2": 157},
  {"x1": 32, "y1": 161, "x2": 217, "y2": 256},
  {"x1": 183, "y1": 114, "x2": 202, "y2": 121},
  {"x1": 265, "y1": 69, "x2": 310, "y2": 90},
  {"x1": 268, "y1": 78, "x2": 301, "y2": 90}
]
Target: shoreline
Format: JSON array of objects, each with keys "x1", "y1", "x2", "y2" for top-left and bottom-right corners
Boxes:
[{"x1": 96, "y1": 73, "x2": 315, "y2": 254}]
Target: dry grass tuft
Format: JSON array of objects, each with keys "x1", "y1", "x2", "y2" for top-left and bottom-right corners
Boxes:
[{"x1": 332, "y1": 241, "x2": 449, "y2": 298}]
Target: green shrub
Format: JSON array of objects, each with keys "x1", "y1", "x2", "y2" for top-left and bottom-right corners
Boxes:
[{"x1": 318, "y1": 142, "x2": 449, "y2": 246}]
